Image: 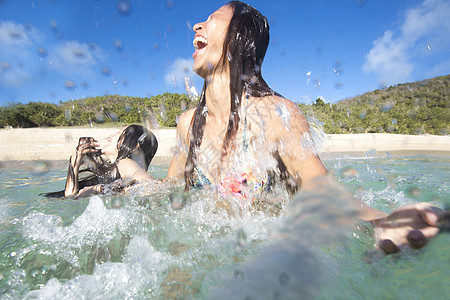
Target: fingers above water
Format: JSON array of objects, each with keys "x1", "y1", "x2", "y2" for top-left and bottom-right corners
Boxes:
[{"x1": 379, "y1": 239, "x2": 401, "y2": 254}]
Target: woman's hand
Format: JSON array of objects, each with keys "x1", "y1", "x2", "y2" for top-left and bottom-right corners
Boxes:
[
  {"x1": 371, "y1": 203, "x2": 445, "y2": 254},
  {"x1": 74, "y1": 137, "x2": 100, "y2": 167},
  {"x1": 65, "y1": 137, "x2": 100, "y2": 197}
]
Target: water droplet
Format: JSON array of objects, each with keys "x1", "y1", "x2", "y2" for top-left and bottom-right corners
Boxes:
[
  {"x1": 354, "y1": 0, "x2": 367, "y2": 7},
  {"x1": 1, "y1": 61, "x2": 12, "y2": 70},
  {"x1": 72, "y1": 48, "x2": 86, "y2": 59},
  {"x1": 101, "y1": 66, "x2": 112, "y2": 76},
  {"x1": 381, "y1": 103, "x2": 393, "y2": 112},
  {"x1": 117, "y1": 1, "x2": 132, "y2": 17},
  {"x1": 406, "y1": 186, "x2": 421, "y2": 199},
  {"x1": 273, "y1": 290, "x2": 281, "y2": 300},
  {"x1": 427, "y1": 44, "x2": 431, "y2": 50},
  {"x1": 166, "y1": 0, "x2": 174, "y2": 9},
  {"x1": 64, "y1": 80, "x2": 77, "y2": 90},
  {"x1": 64, "y1": 109, "x2": 71, "y2": 120},
  {"x1": 10, "y1": 252, "x2": 16, "y2": 257},
  {"x1": 234, "y1": 269, "x2": 245, "y2": 281},
  {"x1": 160, "y1": 103, "x2": 167, "y2": 120},
  {"x1": 341, "y1": 167, "x2": 359, "y2": 178},
  {"x1": 170, "y1": 192, "x2": 187, "y2": 210},
  {"x1": 37, "y1": 46, "x2": 47, "y2": 57},
  {"x1": 359, "y1": 111, "x2": 367, "y2": 119},
  {"x1": 314, "y1": 78, "x2": 321, "y2": 87},
  {"x1": 278, "y1": 272, "x2": 290, "y2": 285},
  {"x1": 391, "y1": 118, "x2": 397, "y2": 125},
  {"x1": 153, "y1": 43, "x2": 160, "y2": 51},
  {"x1": 227, "y1": 51, "x2": 233, "y2": 61},
  {"x1": 96, "y1": 114, "x2": 105, "y2": 123},
  {"x1": 29, "y1": 161, "x2": 50, "y2": 174},
  {"x1": 50, "y1": 20, "x2": 58, "y2": 31},
  {"x1": 236, "y1": 228, "x2": 247, "y2": 247},
  {"x1": 334, "y1": 81, "x2": 343, "y2": 89},
  {"x1": 114, "y1": 38, "x2": 123, "y2": 52},
  {"x1": 7, "y1": 28, "x2": 22, "y2": 40}
]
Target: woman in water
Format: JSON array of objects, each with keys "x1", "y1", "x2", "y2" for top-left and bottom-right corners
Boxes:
[
  {"x1": 100, "y1": 2, "x2": 444, "y2": 253},
  {"x1": 45, "y1": 124, "x2": 158, "y2": 198}
]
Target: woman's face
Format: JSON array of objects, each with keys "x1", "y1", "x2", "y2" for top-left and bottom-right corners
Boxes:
[
  {"x1": 192, "y1": 4, "x2": 234, "y2": 78},
  {"x1": 101, "y1": 129, "x2": 122, "y2": 162}
]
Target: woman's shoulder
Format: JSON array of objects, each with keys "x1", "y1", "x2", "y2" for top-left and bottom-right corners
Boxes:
[
  {"x1": 176, "y1": 108, "x2": 196, "y2": 137},
  {"x1": 251, "y1": 94, "x2": 307, "y2": 123}
]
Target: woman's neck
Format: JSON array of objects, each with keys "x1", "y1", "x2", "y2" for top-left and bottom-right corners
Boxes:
[{"x1": 205, "y1": 72, "x2": 231, "y2": 121}]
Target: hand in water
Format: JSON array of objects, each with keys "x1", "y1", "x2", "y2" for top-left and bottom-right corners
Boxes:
[
  {"x1": 372, "y1": 203, "x2": 447, "y2": 254},
  {"x1": 76, "y1": 137, "x2": 100, "y2": 157}
]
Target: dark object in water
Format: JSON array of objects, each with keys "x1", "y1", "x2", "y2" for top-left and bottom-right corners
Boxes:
[{"x1": 438, "y1": 210, "x2": 450, "y2": 233}]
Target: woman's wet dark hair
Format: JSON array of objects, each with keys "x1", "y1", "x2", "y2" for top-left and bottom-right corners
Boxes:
[
  {"x1": 43, "y1": 125, "x2": 157, "y2": 197},
  {"x1": 185, "y1": 1, "x2": 273, "y2": 189},
  {"x1": 116, "y1": 124, "x2": 158, "y2": 169}
]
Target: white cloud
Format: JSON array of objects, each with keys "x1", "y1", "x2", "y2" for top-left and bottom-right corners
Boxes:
[
  {"x1": 0, "y1": 21, "x2": 42, "y2": 88},
  {"x1": 363, "y1": 0, "x2": 450, "y2": 85},
  {"x1": 49, "y1": 41, "x2": 106, "y2": 77},
  {"x1": 164, "y1": 58, "x2": 198, "y2": 93},
  {"x1": 0, "y1": 21, "x2": 35, "y2": 50},
  {"x1": 0, "y1": 20, "x2": 108, "y2": 91}
]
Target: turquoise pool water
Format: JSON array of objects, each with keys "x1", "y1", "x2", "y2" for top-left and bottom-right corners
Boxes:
[{"x1": 0, "y1": 155, "x2": 449, "y2": 299}]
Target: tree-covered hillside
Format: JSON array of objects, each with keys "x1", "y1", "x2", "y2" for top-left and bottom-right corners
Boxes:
[
  {"x1": 0, "y1": 93, "x2": 196, "y2": 128},
  {"x1": 299, "y1": 74, "x2": 449, "y2": 135},
  {"x1": 0, "y1": 75, "x2": 448, "y2": 135}
]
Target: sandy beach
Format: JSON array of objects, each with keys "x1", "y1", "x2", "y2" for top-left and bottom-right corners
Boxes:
[{"x1": 0, "y1": 128, "x2": 449, "y2": 164}]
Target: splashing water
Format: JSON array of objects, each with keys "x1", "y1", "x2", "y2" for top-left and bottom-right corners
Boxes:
[{"x1": 0, "y1": 154, "x2": 449, "y2": 299}]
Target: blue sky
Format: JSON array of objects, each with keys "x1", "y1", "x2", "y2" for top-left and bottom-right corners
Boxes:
[{"x1": 0, "y1": 0, "x2": 449, "y2": 106}]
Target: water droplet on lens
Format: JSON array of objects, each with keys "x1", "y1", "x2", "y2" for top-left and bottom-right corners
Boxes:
[
  {"x1": 96, "y1": 114, "x2": 105, "y2": 123},
  {"x1": 273, "y1": 290, "x2": 281, "y2": 300},
  {"x1": 166, "y1": 0, "x2": 174, "y2": 9},
  {"x1": 234, "y1": 269, "x2": 245, "y2": 281},
  {"x1": 170, "y1": 192, "x2": 187, "y2": 210},
  {"x1": 278, "y1": 272, "x2": 290, "y2": 285},
  {"x1": 354, "y1": 0, "x2": 367, "y2": 7},
  {"x1": 114, "y1": 38, "x2": 123, "y2": 52},
  {"x1": 64, "y1": 80, "x2": 77, "y2": 90},
  {"x1": 117, "y1": 0, "x2": 132, "y2": 16},
  {"x1": 29, "y1": 161, "x2": 50, "y2": 174},
  {"x1": 72, "y1": 48, "x2": 86, "y2": 59},
  {"x1": 335, "y1": 81, "x2": 343, "y2": 89},
  {"x1": 2, "y1": 61, "x2": 12, "y2": 70},
  {"x1": 37, "y1": 46, "x2": 47, "y2": 57},
  {"x1": 8, "y1": 29, "x2": 23, "y2": 40},
  {"x1": 101, "y1": 66, "x2": 112, "y2": 76},
  {"x1": 381, "y1": 103, "x2": 393, "y2": 112},
  {"x1": 153, "y1": 43, "x2": 160, "y2": 51},
  {"x1": 50, "y1": 20, "x2": 58, "y2": 30},
  {"x1": 406, "y1": 186, "x2": 421, "y2": 199},
  {"x1": 236, "y1": 228, "x2": 247, "y2": 247},
  {"x1": 341, "y1": 167, "x2": 359, "y2": 178}
]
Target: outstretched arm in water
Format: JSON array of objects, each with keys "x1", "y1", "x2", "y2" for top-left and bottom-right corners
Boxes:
[{"x1": 267, "y1": 95, "x2": 444, "y2": 253}]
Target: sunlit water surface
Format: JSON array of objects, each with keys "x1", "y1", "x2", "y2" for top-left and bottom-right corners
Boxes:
[{"x1": 0, "y1": 155, "x2": 449, "y2": 299}]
